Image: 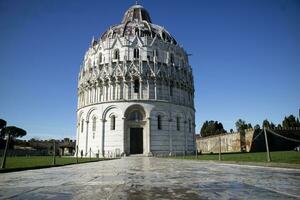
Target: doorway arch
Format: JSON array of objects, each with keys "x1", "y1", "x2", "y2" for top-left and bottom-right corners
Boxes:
[{"x1": 124, "y1": 104, "x2": 147, "y2": 155}]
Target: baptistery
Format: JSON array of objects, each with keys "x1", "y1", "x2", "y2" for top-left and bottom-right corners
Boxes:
[{"x1": 76, "y1": 4, "x2": 195, "y2": 157}]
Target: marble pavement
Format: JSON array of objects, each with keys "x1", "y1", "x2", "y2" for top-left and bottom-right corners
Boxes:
[{"x1": 0, "y1": 157, "x2": 300, "y2": 199}]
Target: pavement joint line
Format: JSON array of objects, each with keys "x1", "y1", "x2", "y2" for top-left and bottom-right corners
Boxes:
[
  {"x1": 259, "y1": 186, "x2": 300, "y2": 199},
  {"x1": 213, "y1": 162, "x2": 300, "y2": 171},
  {"x1": 162, "y1": 158, "x2": 300, "y2": 170}
]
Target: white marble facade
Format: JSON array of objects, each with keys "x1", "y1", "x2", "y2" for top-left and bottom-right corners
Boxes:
[{"x1": 76, "y1": 4, "x2": 195, "y2": 157}]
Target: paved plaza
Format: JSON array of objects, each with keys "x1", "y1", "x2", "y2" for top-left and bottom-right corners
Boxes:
[{"x1": 0, "y1": 157, "x2": 300, "y2": 199}]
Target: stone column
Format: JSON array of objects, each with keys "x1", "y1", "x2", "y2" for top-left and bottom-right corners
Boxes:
[
  {"x1": 96, "y1": 83, "x2": 100, "y2": 102},
  {"x1": 101, "y1": 119, "x2": 106, "y2": 157},
  {"x1": 184, "y1": 120, "x2": 187, "y2": 155},
  {"x1": 104, "y1": 82, "x2": 107, "y2": 101},
  {"x1": 124, "y1": 80, "x2": 128, "y2": 100},
  {"x1": 86, "y1": 88, "x2": 89, "y2": 105},
  {"x1": 90, "y1": 87, "x2": 93, "y2": 104},
  {"x1": 147, "y1": 117, "x2": 152, "y2": 156},
  {"x1": 85, "y1": 120, "x2": 89, "y2": 156},
  {"x1": 122, "y1": 117, "x2": 126, "y2": 154},
  {"x1": 92, "y1": 86, "x2": 95, "y2": 103},
  {"x1": 85, "y1": 89, "x2": 88, "y2": 105},
  {"x1": 139, "y1": 78, "x2": 142, "y2": 99},
  {"x1": 116, "y1": 80, "x2": 120, "y2": 100},
  {"x1": 168, "y1": 118, "x2": 173, "y2": 155},
  {"x1": 88, "y1": 87, "x2": 91, "y2": 104},
  {"x1": 101, "y1": 84, "x2": 104, "y2": 102},
  {"x1": 154, "y1": 79, "x2": 157, "y2": 100},
  {"x1": 99, "y1": 84, "x2": 103, "y2": 102},
  {"x1": 95, "y1": 84, "x2": 98, "y2": 103},
  {"x1": 121, "y1": 79, "x2": 125, "y2": 99},
  {"x1": 130, "y1": 79, "x2": 134, "y2": 100},
  {"x1": 90, "y1": 86, "x2": 93, "y2": 104},
  {"x1": 147, "y1": 80, "x2": 149, "y2": 99},
  {"x1": 108, "y1": 81, "x2": 112, "y2": 101},
  {"x1": 84, "y1": 90, "x2": 86, "y2": 106}
]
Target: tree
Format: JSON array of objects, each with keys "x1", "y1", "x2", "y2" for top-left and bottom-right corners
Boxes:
[
  {"x1": 0, "y1": 119, "x2": 6, "y2": 129},
  {"x1": 262, "y1": 119, "x2": 271, "y2": 128},
  {"x1": 1, "y1": 126, "x2": 27, "y2": 168},
  {"x1": 282, "y1": 115, "x2": 300, "y2": 128},
  {"x1": 0, "y1": 119, "x2": 7, "y2": 139},
  {"x1": 254, "y1": 124, "x2": 260, "y2": 130},
  {"x1": 235, "y1": 119, "x2": 252, "y2": 132},
  {"x1": 277, "y1": 124, "x2": 282, "y2": 129},
  {"x1": 270, "y1": 122, "x2": 276, "y2": 129},
  {"x1": 200, "y1": 120, "x2": 226, "y2": 137}
]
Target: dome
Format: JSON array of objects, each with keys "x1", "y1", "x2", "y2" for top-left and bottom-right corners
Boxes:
[
  {"x1": 100, "y1": 4, "x2": 177, "y2": 45},
  {"x1": 122, "y1": 4, "x2": 152, "y2": 23}
]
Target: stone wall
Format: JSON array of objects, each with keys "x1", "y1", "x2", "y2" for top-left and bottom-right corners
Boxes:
[
  {"x1": 196, "y1": 129, "x2": 256, "y2": 153},
  {"x1": 196, "y1": 128, "x2": 300, "y2": 154},
  {"x1": 196, "y1": 132, "x2": 243, "y2": 154}
]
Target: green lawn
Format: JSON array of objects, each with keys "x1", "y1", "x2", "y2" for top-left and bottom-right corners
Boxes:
[
  {"x1": 0, "y1": 156, "x2": 107, "y2": 170},
  {"x1": 173, "y1": 151, "x2": 300, "y2": 164}
]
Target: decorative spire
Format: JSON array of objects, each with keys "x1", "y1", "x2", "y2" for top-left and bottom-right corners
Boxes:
[{"x1": 91, "y1": 36, "x2": 97, "y2": 46}]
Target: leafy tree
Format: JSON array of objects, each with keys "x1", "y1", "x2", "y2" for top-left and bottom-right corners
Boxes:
[
  {"x1": 200, "y1": 120, "x2": 226, "y2": 137},
  {"x1": 270, "y1": 122, "x2": 276, "y2": 129},
  {"x1": 235, "y1": 119, "x2": 252, "y2": 132},
  {"x1": 0, "y1": 119, "x2": 7, "y2": 139},
  {"x1": 230, "y1": 129, "x2": 234, "y2": 133},
  {"x1": 0, "y1": 119, "x2": 6, "y2": 129},
  {"x1": 254, "y1": 124, "x2": 260, "y2": 130},
  {"x1": 1, "y1": 126, "x2": 27, "y2": 168},
  {"x1": 282, "y1": 115, "x2": 300, "y2": 128},
  {"x1": 262, "y1": 119, "x2": 271, "y2": 128}
]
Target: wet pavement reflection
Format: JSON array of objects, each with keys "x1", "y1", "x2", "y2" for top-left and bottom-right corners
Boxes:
[{"x1": 0, "y1": 157, "x2": 299, "y2": 199}]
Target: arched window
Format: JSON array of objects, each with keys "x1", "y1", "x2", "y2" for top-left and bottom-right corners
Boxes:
[
  {"x1": 157, "y1": 115, "x2": 162, "y2": 130},
  {"x1": 188, "y1": 119, "x2": 191, "y2": 132},
  {"x1": 114, "y1": 49, "x2": 120, "y2": 60},
  {"x1": 111, "y1": 115, "x2": 116, "y2": 130},
  {"x1": 170, "y1": 53, "x2": 174, "y2": 64},
  {"x1": 170, "y1": 82, "x2": 174, "y2": 96},
  {"x1": 92, "y1": 117, "x2": 96, "y2": 132},
  {"x1": 129, "y1": 110, "x2": 143, "y2": 121},
  {"x1": 176, "y1": 117, "x2": 180, "y2": 131},
  {"x1": 99, "y1": 53, "x2": 102, "y2": 63},
  {"x1": 135, "y1": 28, "x2": 139, "y2": 36},
  {"x1": 134, "y1": 79, "x2": 139, "y2": 93},
  {"x1": 153, "y1": 49, "x2": 158, "y2": 57},
  {"x1": 81, "y1": 119, "x2": 84, "y2": 133},
  {"x1": 162, "y1": 32, "x2": 166, "y2": 40},
  {"x1": 133, "y1": 48, "x2": 139, "y2": 59}
]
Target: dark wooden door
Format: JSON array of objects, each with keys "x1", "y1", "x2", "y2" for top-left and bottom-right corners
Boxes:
[{"x1": 130, "y1": 128, "x2": 143, "y2": 154}]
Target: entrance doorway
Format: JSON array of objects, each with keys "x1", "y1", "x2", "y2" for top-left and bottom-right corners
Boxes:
[{"x1": 130, "y1": 128, "x2": 143, "y2": 154}]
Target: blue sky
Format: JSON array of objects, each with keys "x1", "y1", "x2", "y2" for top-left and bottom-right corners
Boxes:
[{"x1": 0, "y1": 0, "x2": 299, "y2": 140}]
